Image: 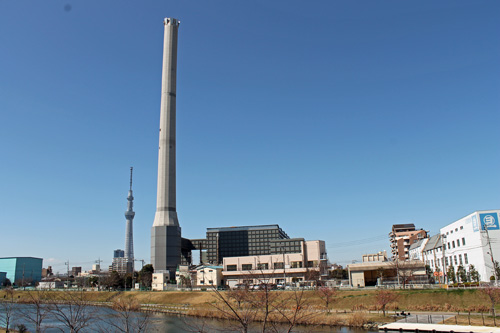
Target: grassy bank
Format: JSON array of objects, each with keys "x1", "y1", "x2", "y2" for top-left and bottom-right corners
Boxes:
[{"x1": 0, "y1": 288, "x2": 497, "y2": 328}]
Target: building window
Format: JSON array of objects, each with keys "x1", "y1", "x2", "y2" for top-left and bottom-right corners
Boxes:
[
  {"x1": 459, "y1": 254, "x2": 463, "y2": 265},
  {"x1": 291, "y1": 261, "x2": 303, "y2": 268},
  {"x1": 454, "y1": 256, "x2": 457, "y2": 266},
  {"x1": 257, "y1": 263, "x2": 269, "y2": 270},
  {"x1": 464, "y1": 253, "x2": 468, "y2": 265},
  {"x1": 462, "y1": 237, "x2": 466, "y2": 246},
  {"x1": 460, "y1": 226, "x2": 463, "y2": 230},
  {"x1": 242, "y1": 264, "x2": 252, "y2": 271},
  {"x1": 445, "y1": 257, "x2": 449, "y2": 266},
  {"x1": 227, "y1": 265, "x2": 237, "y2": 271},
  {"x1": 457, "y1": 240, "x2": 460, "y2": 247},
  {"x1": 452, "y1": 241, "x2": 455, "y2": 248},
  {"x1": 209, "y1": 280, "x2": 213, "y2": 285},
  {"x1": 274, "y1": 262, "x2": 284, "y2": 269},
  {"x1": 448, "y1": 243, "x2": 451, "y2": 250}
]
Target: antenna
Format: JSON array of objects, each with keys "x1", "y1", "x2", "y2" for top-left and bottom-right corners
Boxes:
[{"x1": 129, "y1": 167, "x2": 133, "y2": 191}]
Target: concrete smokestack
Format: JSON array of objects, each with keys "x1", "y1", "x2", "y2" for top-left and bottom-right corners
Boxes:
[{"x1": 151, "y1": 17, "x2": 181, "y2": 277}]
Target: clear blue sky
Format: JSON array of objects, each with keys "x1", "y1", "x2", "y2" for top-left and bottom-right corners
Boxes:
[{"x1": 1, "y1": 1, "x2": 499, "y2": 273}]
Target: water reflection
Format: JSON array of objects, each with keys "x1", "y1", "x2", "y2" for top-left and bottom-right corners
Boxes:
[{"x1": 1, "y1": 304, "x2": 378, "y2": 332}]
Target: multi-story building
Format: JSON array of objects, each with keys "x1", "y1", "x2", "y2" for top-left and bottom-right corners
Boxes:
[
  {"x1": 71, "y1": 267, "x2": 82, "y2": 277},
  {"x1": 222, "y1": 240, "x2": 328, "y2": 288},
  {"x1": 189, "y1": 224, "x2": 290, "y2": 264},
  {"x1": 389, "y1": 224, "x2": 427, "y2": 260},
  {"x1": 439, "y1": 210, "x2": 500, "y2": 283},
  {"x1": 0, "y1": 257, "x2": 43, "y2": 286},
  {"x1": 110, "y1": 249, "x2": 127, "y2": 274}
]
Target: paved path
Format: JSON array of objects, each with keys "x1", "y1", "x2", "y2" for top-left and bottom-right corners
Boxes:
[{"x1": 395, "y1": 313, "x2": 455, "y2": 324}]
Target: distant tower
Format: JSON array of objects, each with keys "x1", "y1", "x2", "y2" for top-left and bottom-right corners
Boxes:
[
  {"x1": 125, "y1": 167, "x2": 135, "y2": 273},
  {"x1": 151, "y1": 17, "x2": 182, "y2": 278}
]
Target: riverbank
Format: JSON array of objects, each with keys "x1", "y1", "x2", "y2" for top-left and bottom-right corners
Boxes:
[{"x1": 1, "y1": 288, "x2": 498, "y2": 329}]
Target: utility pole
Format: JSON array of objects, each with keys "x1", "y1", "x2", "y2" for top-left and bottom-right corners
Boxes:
[
  {"x1": 65, "y1": 260, "x2": 70, "y2": 289},
  {"x1": 281, "y1": 246, "x2": 287, "y2": 287},
  {"x1": 484, "y1": 225, "x2": 498, "y2": 285},
  {"x1": 22, "y1": 263, "x2": 25, "y2": 290},
  {"x1": 95, "y1": 258, "x2": 102, "y2": 291},
  {"x1": 396, "y1": 258, "x2": 400, "y2": 288},
  {"x1": 442, "y1": 234, "x2": 447, "y2": 285}
]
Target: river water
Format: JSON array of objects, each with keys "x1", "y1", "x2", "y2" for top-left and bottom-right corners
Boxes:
[{"x1": 1, "y1": 304, "x2": 378, "y2": 332}]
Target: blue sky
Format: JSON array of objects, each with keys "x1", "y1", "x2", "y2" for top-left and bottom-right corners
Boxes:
[{"x1": 1, "y1": 1, "x2": 499, "y2": 273}]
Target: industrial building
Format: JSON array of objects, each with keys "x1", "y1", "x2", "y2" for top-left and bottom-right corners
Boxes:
[{"x1": 0, "y1": 257, "x2": 43, "y2": 286}]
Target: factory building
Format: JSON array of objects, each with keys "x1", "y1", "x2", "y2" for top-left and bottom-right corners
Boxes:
[{"x1": 0, "y1": 257, "x2": 43, "y2": 286}]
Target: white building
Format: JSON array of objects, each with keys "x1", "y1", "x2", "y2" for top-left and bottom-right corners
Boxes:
[
  {"x1": 409, "y1": 238, "x2": 429, "y2": 261},
  {"x1": 152, "y1": 272, "x2": 169, "y2": 291},
  {"x1": 439, "y1": 210, "x2": 500, "y2": 283},
  {"x1": 196, "y1": 265, "x2": 223, "y2": 287}
]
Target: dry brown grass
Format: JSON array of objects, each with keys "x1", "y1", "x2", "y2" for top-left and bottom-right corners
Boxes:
[
  {"x1": 443, "y1": 314, "x2": 499, "y2": 327},
  {"x1": 1, "y1": 288, "x2": 490, "y2": 313}
]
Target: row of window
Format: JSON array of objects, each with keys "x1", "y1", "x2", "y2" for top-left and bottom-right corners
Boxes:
[
  {"x1": 226, "y1": 261, "x2": 305, "y2": 271},
  {"x1": 447, "y1": 237, "x2": 466, "y2": 249},
  {"x1": 445, "y1": 225, "x2": 464, "y2": 235}
]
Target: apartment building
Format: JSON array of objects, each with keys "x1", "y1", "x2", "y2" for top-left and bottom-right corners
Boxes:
[{"x1": 389, "y1": 224, "x2": 427, "y2": 260}]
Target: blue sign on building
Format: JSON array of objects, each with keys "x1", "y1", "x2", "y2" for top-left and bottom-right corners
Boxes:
[{"x1": 479, "y1": 213, "x2": 499, "y2": 231}]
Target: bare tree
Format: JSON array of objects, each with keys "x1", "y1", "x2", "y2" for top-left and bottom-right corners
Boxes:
[
  {"x1": 100, "y1": 297, "x2": 150, "y2": 333},
  {"x1": 375, "y1": 290, "x2": 398, "y2": 316},
  {"x1": 210, "y1": 286, "x2": 256, "y2": 333},
  {"x1": 481, "y1": 286, "x2": 500, "y2": 317},
  {"x1": 390, "y1": 260, "x2": 424, "y2": 288},
  {"x1": 0, "y1": 288, "x2": 15, "y2": 333},
  {"x1": 270, "y1": 289, "x2": 315, "y2": 333},
  {"x1": 51, "y1": 291, "x2": 96, "y2": 332},
  {"x1": 16, "y1": 290, "x2": 53, "y2": 333},
  {"x1": 316, "y1": 286, "x2": 337, "y2": 313}
]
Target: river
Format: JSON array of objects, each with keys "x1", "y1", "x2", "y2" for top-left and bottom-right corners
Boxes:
[{"x1": 1, "y1": 304, "x2": 379, "y2": 332}]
